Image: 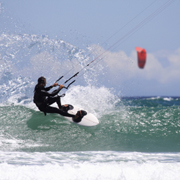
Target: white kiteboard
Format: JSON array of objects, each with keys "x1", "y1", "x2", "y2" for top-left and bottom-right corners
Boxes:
[{"x1": 62, "y1": 104, "x2": 99, "y2": 126}]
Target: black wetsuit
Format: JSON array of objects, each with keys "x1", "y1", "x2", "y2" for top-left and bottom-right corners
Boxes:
[{"x1": 33, "y1": 84, "x2": 74, "y2": 118}]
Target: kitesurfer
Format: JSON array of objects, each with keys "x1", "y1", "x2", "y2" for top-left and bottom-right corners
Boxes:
[{"x1": 33, "y1": 76, "x2": 85, "y2": 122}]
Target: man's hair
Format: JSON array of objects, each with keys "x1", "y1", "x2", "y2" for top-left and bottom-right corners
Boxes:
[{"x1": 38, "y1": 76, "x2": 46, "y2": 85}]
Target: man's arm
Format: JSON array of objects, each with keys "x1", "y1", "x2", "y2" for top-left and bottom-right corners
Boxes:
[
  {"x1": 41, "y1": 84, "x2": 64, "y2": 96},
  {"x1": 44, "y1": 83, "x2": 58, "y2": 91}
]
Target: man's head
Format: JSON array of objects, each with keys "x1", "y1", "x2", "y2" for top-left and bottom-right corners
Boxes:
[{"x1": 38, "y1": 76, "x2": 46, "y2": 86}]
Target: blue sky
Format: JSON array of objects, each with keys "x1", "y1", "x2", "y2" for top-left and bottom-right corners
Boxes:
[{"x1": 0, "y1": 0, "x2": 180, "y2": 96}]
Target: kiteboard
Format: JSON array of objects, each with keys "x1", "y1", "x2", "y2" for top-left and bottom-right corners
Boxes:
[{"x1": 62, "y1": 104, "x2": 99, "y2": 126}]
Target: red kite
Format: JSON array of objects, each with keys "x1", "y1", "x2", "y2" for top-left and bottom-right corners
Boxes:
[{"x1": 135, "y1": 47, "x2": 146, "y2": 69}]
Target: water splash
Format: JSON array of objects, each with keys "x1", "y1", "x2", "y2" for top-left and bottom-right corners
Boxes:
[{"x1": 0, "y1": 33, "x2": 118, "y2": 114}]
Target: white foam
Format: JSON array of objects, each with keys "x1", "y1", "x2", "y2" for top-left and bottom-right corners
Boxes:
[
  {"x1": 63, "y1": 85, "x2": 120, "y2": 117},
  {"x1": 0, "y1": 151, "x2": 180, "y2": 180},
  {"x1": 163, "y1": 97, "x2": 173, "y2": 101}
]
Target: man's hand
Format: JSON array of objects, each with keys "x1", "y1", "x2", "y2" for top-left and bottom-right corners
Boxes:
[
  {"x1": 52, "y1": 83, "x2": 59, "y2": 87},
  {"x1": 59, "y1": 84, "x2": 64, "y2": 89}
]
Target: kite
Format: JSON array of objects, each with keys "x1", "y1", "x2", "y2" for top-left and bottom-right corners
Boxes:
[{"x1": 135, "y1": 47, "x2": 146, "y2": 69}]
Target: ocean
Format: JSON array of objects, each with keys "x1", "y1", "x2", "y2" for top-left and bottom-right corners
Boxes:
[{"x1": 0, "y1": 33, "x2": 180, "y2": 179}]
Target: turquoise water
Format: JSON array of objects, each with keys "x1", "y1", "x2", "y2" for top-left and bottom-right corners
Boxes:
[{"x1": 1, "y1": 97, "x2": 180, "y2": 152}]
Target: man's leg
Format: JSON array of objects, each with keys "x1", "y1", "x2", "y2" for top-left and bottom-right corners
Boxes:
[
  {"x1": 46, "y1": 96, "x2": 61, "y2": 109},
  {"x1": 45, "y1": 105, "x2": 75, "y2": 118}
]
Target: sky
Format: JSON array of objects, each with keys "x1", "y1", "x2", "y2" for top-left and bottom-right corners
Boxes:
[{"x1": 0, "y1": 0, "x2": 180, "y2": 96}]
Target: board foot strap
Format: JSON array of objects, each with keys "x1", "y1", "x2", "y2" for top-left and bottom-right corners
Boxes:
[{"x1": 73, "y1": 110, "x2": 87, "y2": 123}]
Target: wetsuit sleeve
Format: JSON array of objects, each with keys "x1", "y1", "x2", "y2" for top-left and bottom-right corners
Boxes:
[
  {"x1": 44, "y1": 86, "x2": 53, "y2": 91},
  {"x1": 40, "y1": 87, "x2": 61, "y2": 97}
]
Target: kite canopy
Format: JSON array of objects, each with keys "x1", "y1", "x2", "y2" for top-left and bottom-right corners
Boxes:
[{"x1": 135, "y1": 47, "x2": 146, "y2": 69}]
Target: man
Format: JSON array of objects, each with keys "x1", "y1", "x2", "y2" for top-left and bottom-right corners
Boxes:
[{"x1": 33, "y1": 76, "x2": 85, "y2": 122}]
